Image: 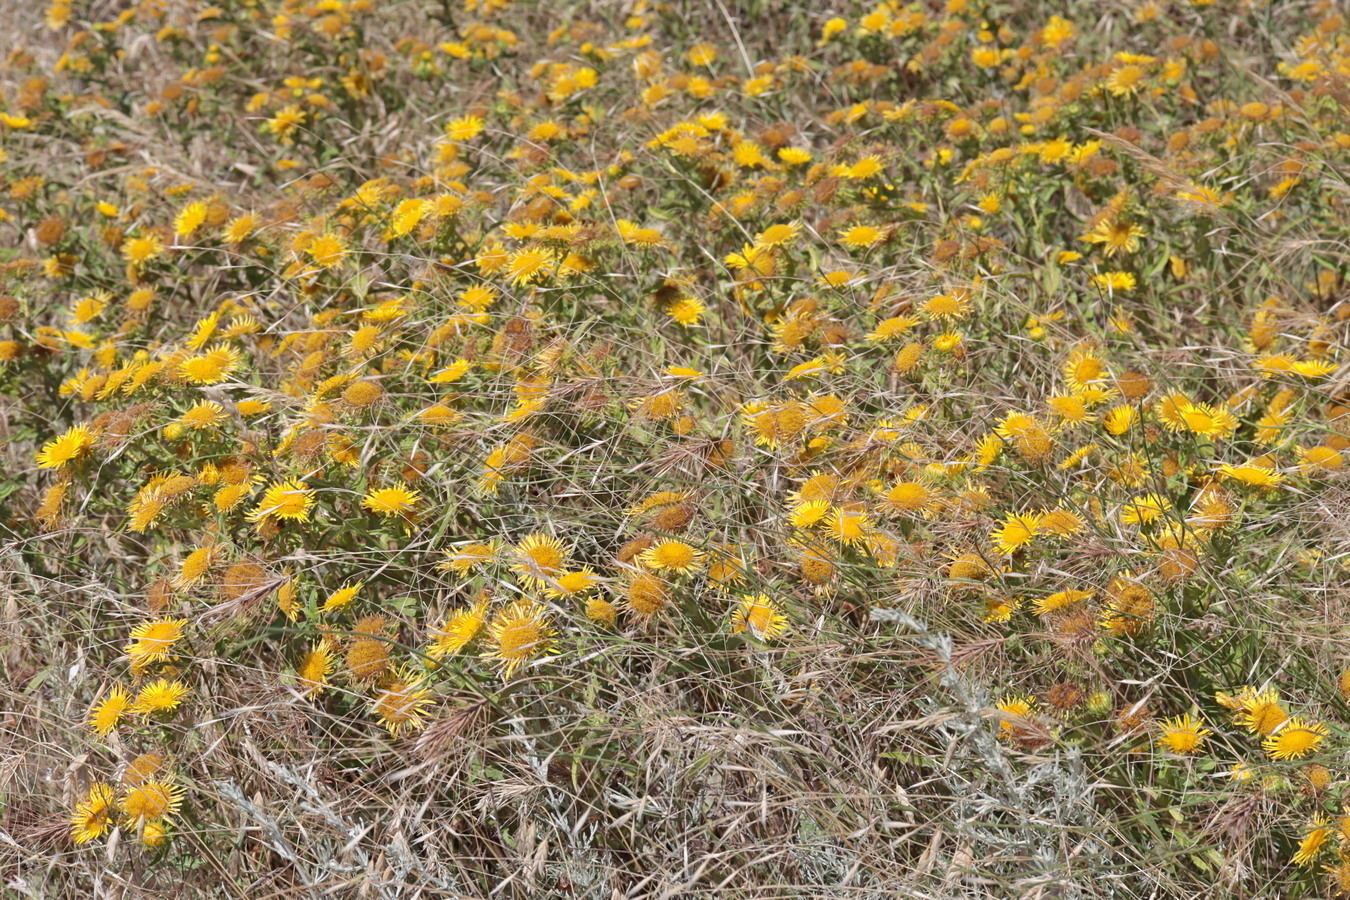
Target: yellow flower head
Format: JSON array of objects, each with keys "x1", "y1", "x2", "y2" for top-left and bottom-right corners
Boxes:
[
  {"x1": 731, "y1": 594, "x2": 788, "y2": 641},
  {"x1": 483, "y1": 600, "x2": 556, "y2": 680}
]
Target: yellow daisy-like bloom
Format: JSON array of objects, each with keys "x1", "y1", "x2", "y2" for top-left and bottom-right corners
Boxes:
[
  {"x1": 139, "y1": 820, "x2": 169, "y2": 848},
  {"x1": 638, "y1": 540, "x2": 704, "y2": 574},
  {"x1": 306, "y1": 232, "x2": 347, "y2": 268},
  {"x1": 983, "y1": 596, "x2": 1019, "y2": 623},
  {"x1": 174, "y1": 544, "x2": 218, "y2": 589},
  {"x1": 362, "y1": 483, "x2": 421, "y2": 517},
  {"x1": 1217, "y1": 463, "x2": 1283, "y2": 489},
  {"x1": 1232, "y1": 687, "x2": 1288, "y2": 736},
  {"x1": 1263, "y1": 718, "x2": 1328, "y2": 760},
  {"x1": 995, "y1": 411, "x2": 1057, "y2": 463},
  {"x1": 1294, "y1": 817, "x2": 1330, "y2": 866},
  {"x1": 838, "y1": 224, "x2": 884, "y2": 248},
  {"x1": 370, "y1": 670, "x2": 434, "y2": 737},
  {"x1": 1038, "y1": 508, "x2": 1085, "y2": 536},
  {"x1": 297, "y1": 641, "x2": 336, "y2": 695},
  {"x1": 36, "y1": 425, "x2": 96, "y2": 469},
  {"x1": 510, "y1": 533, "x2": 570, "y2": 588},
  {"x1": 1089, "y1": 271, "x2": 1136, "y2": 293},
  {"x1": 1105, "y1": 63, "x2": 1147, "y2": 97},
  {"x1": 122, "y1": 779, "x2": 185, "y2": 823},
  {"x1": 545, "y1": 568, "x2": 601, "y2": 598},
  {"x1": 174, "y1": 201, "x2": 208, "y2": 238},
  {"x1": 70, "y1": 783, "x2": 117, "y2": 844},
  {"x1": 995, "y1": 695, "x2": 1038, "y2": 743},
  {"x1": 439, "y1": 541, "x2": 497, "y2": 574},
  {"x1": 881, "y1": 481, "x2": 934, "y2": 515},
  {"x1": 427, "y1": 597, "x2": 489, "y2": 659},
  {"x1": 1099, "y1": 574, "x2": 1154, "y2": 636},
  {"x1": 824, "y1": 505, "x2": 873, "y2": 546},
  {"x1": 665, "y1": 296, "x2": 705, "y2": 327},
  {"x1": 992, "y1": 513, "x2": 1040, "y2": 555},
  {"x1": 247, "y1": 479, "x2": 314, "y2": 524},
  {"x1": 444, "y1": 114, "x2": 485, "y2": 141},
  {"x1": 730, "y1": 594, "x2": 788, "y2": 641},
  {"x1": 1120, "y1": 493, "x2": 1170, "y2": 526},
  {"x1": 89, "y1": 686, "x2": 132, "y2": 736},
  {"x1": 322, "y1": 582, "x2": 363, "y2": 613},
  {"x1": 179, "y1": 347, "x2": 240, "y2": 385},
  {"x1": 1062, "y1": 349, "x2": 1108, "y2": 391},
  {"x1": 585, "y1": 597, "x2": 618, "y2": 627},
  {"x1": 789, "y1": 499, "x2": 831, "y2": 528},
  {"x1": 624, "y1": 570, "x2": 669, "y2": 616},
  {"x1": 1156, "y1": 714, "x2": 1210, "y2": 754},
  {"x1": 922, "y1": 292, "x2": 971, "y2": 320},
  {"x1": 1102, "y1": 404, "x2": 1136, "y2": 435},
  {"x1": 1176, "y1": 400, "x2": 1237, "y2": 439},
  {"x1": 223, "y1": 213, "x2": 259, "y2": 244},
  {"x1": 755, "y1": 222, "x2": 800, "y2": 248},
  {"x1": 132, "y1": 678, "x2": 190, "y2": 714},
  {"x1": 125, "y1": 618, "x2": 188, "y2": 671},
  {"x1": 122, "y1": 234, "x2": 165, "y2": 264},
  {"x1": 506, "y1": 247, "x2": 558, "y2": 286},
  {"x1": 180, "y1": 401, "x2": 227, "y2": 430},
  {"x1": 1033, "y1": 589, "x2": 1093, "y2": 616},
  {"x1": 483, "y1": 600, "x2": 556, "y2": 680},
  {"x1": 1084, "y1": 219, "x2": 1146, "y2": 257}
]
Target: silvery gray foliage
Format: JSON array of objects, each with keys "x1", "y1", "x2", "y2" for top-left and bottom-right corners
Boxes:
[{"x1": 871, "y1": 607, "x2": 1124, "y2": 899}]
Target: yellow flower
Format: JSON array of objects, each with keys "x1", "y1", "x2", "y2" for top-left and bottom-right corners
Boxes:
[
  {"x1": 428, "y1": 597, "x2": 489, "y2": 659},
  {"x1": 1089, "y1": 271, "x2": 1136, "y2": 293},
  {"x1": 445, "y1": 114, "x2": 485, "y2": 141},
  {"x1": 838, "y1": 224, "x2": 885, "y2": 248},
  {"x1": 638, "y1": 540, "x2": 704, "y2": 574},
  {"x1": 1156, "y1": 714, "x2": 1209, "y2": 754},
  {"x1": 995, "y1": 695, "x2": 1039, "y2": 743},
  {"x1": 89, "y1": 686, "x2": 132, "y2": 736},
  {"x1": 70, "y1": 783, "x2": 117, "y2": 844},
  {"x1": 371, "y1": 670, "x2": 434, "y2": 737},
  {"x1": 1105, "y1": 63, "x2": 1147, "y2": 97},
  {"x1": 1233, "y1": 688, "x2": 1288, "y2": 736},
  {"x1": 665, "y1": 296, "x2": 705, "y2": 327},
  {"x1": 122, "y1": 234, "x2": 165, "y2": 264},
  {"x1": 544, "y1": 568, "x2": 601, "y2": 598},
  {"x1": 1293, "y1": 817, "x2": 1330, "y2": 866},
  {"x1": 322, "y1": 582, "x2": 363, "y2": 613},
  {"x1": 482, "y1": 600, "x2": 556, "y2": 680},
  {"x1": 247, "y1": 479, "x2": 314, "y2": 524},
  {"x1": 439, "y1": 541, "x2": 497, "y2": 574},
  {"x1": 124, "y1": 619, "x2": 188, "y2": 671},
  {"x1": 731, "y1": 594, "x2": 788, "y2": 641},
  {"x1": 297, "y1": 641, "x2": 336, "y2": 695},
  {"x1": 1033, "y1": 589, "x2": 1093, "y2": 616},
  {"x1": 1263, "y1": 718, "x2": 1328, "y2": 760},
  {"x1": 36, "y1": 425, "x2": 96, "y2": 469},
  {"x1": 306, "y1": 232, "x2": 347, "y2": 268},
  {"x1": 1084, "y1": 219, "x2": 1146, "y2": 257},
  {"x1": 992, "y1": 513, "x2": 1040, "y2": 554},
  {"x1": 179, "y1": 347, "x2": 241, "y2": 385},
  {"x1": 174, "y1": 201, "x2": 208, "y2": 238},
  {"x1": 510, "y1": 533, "x2": 569, "y2": 588},
  {"x1": 362, "y1": 483, "x2": 421, "y2": 518},
  {"x1": 122, "y1": 779, "x2": 185, "y2": 823},
  {"x1": 132, "y1": 678, "x2": 190, "y2": 714},
  {"x1": 506, "y1": 247, "x2": 558, "y2": 286},
  {"x1": 180, "y1": 401, "x2": 227, "y2": 429}
]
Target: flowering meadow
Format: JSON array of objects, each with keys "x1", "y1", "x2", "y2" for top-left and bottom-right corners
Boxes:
[{"x1": 2, "y1": 0, "x2": 1350, "y2": 896}]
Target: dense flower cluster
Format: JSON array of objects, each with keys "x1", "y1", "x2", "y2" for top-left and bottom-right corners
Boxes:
[{"x1": 3, "y1": 0, "x2": 1350, "y2": 894}]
